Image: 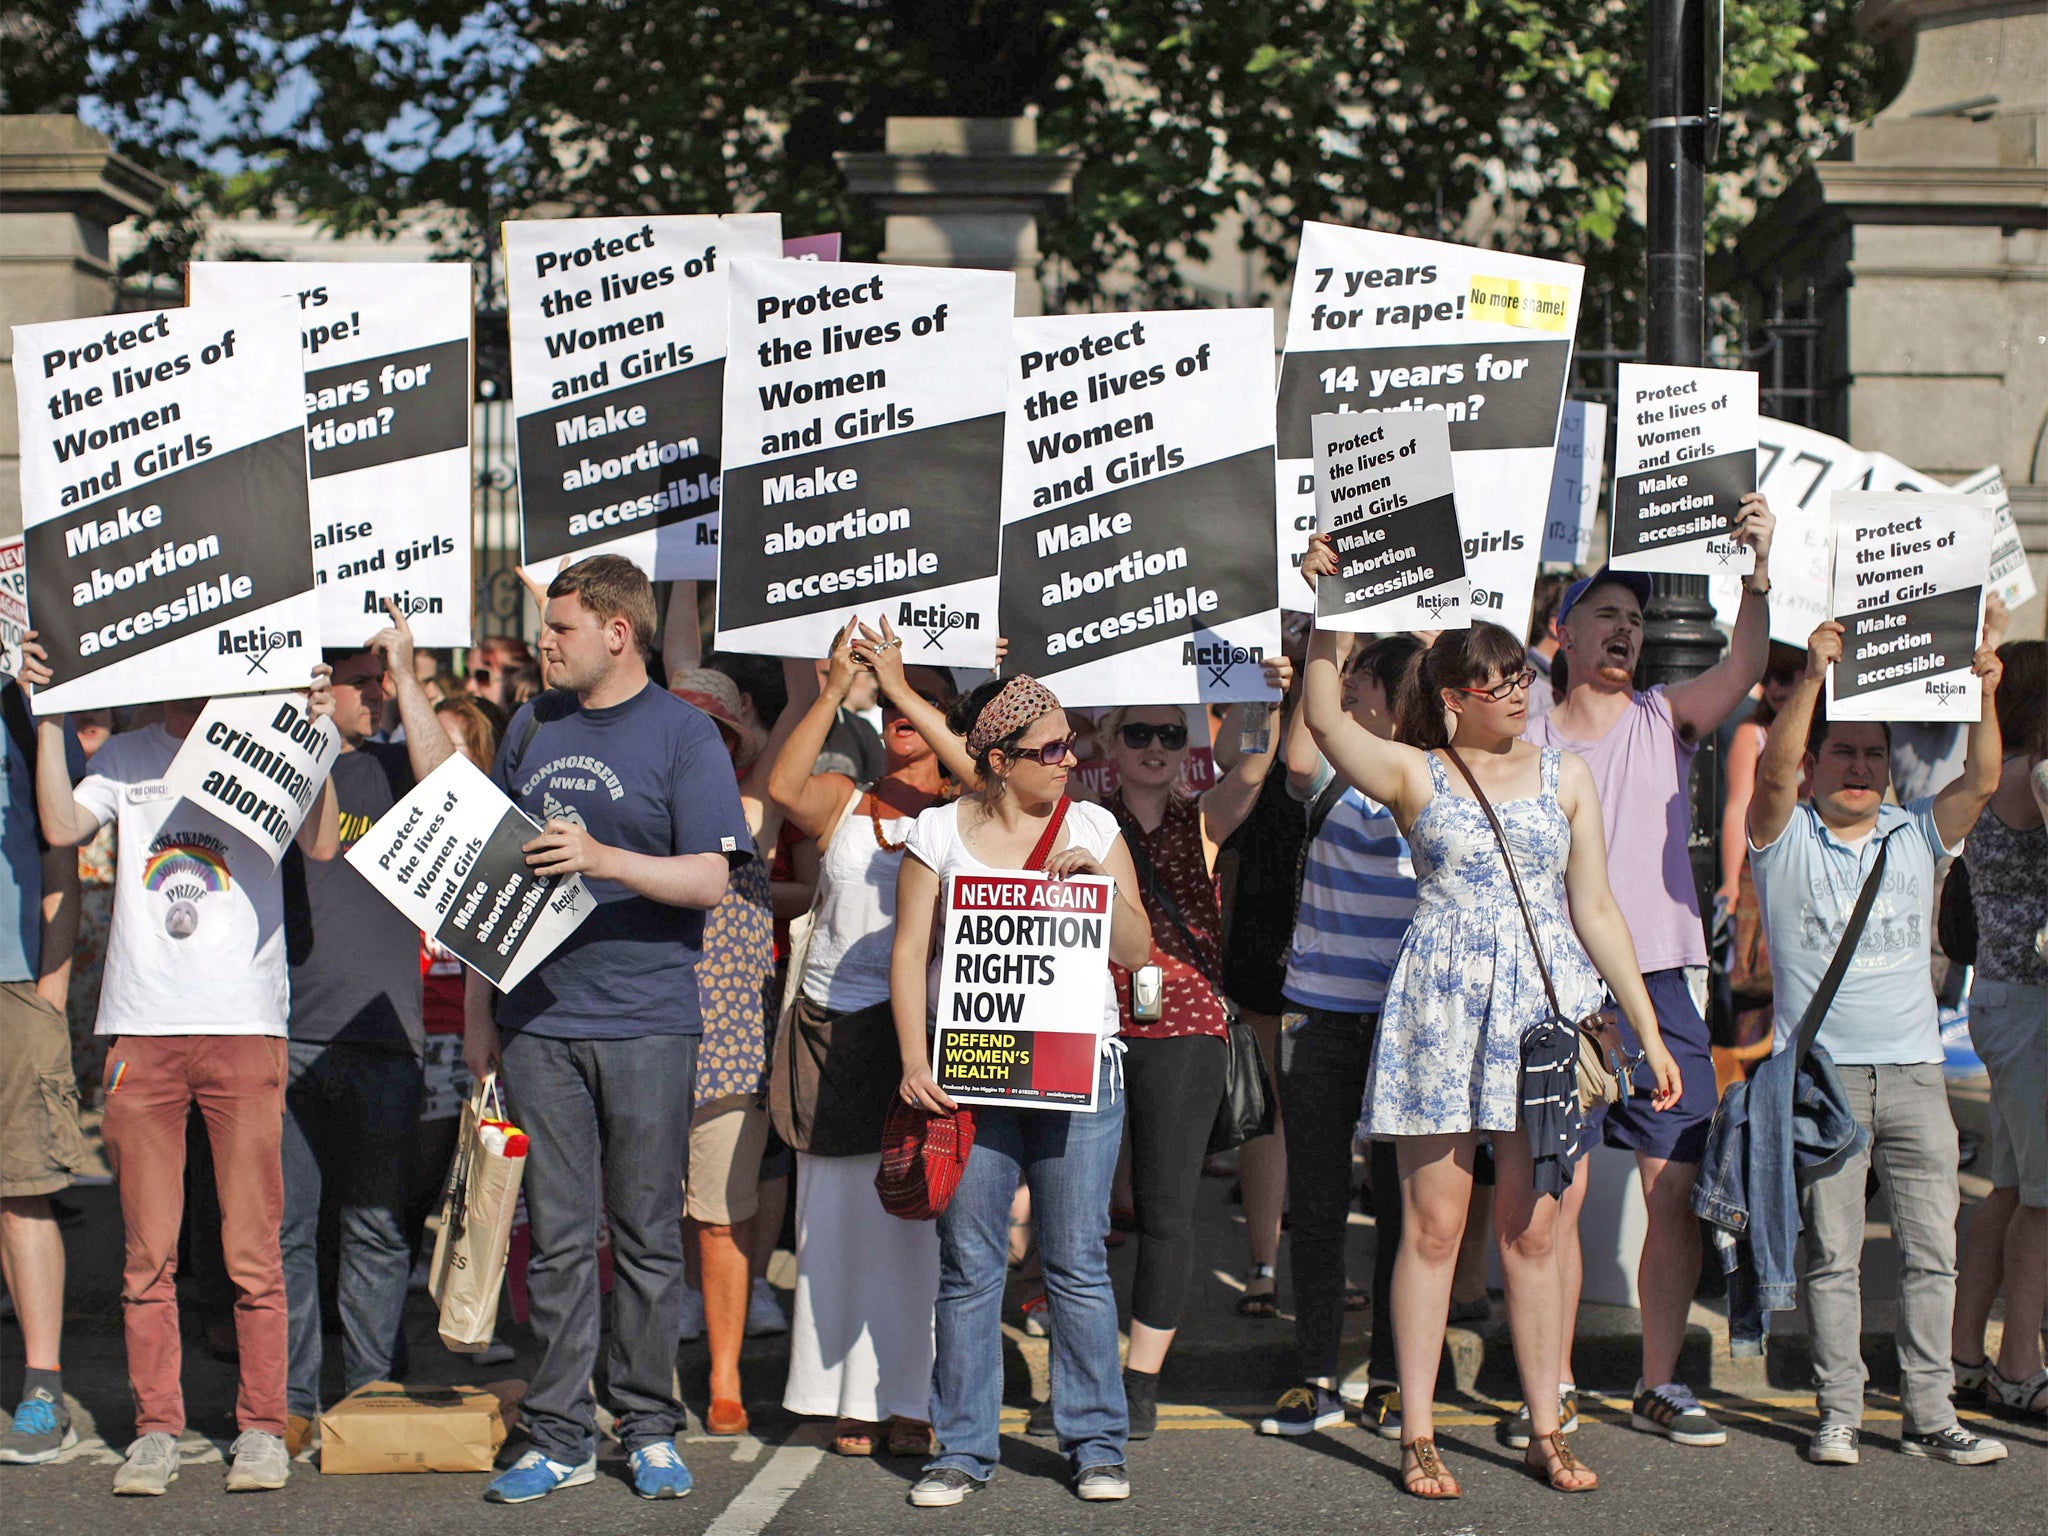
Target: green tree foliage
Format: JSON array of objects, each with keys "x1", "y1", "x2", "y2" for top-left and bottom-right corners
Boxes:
[{"x1": 5, "y1": 0, "x2": 1896, "y2": 306}]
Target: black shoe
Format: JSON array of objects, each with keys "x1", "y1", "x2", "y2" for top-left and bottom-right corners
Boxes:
[
  {"x1": 1026, "y1": 1400, "x2": 1055, "y2": 1438},
  {"x1": 1258, "y1": 1385, "x2": 1345, "y2": 1437},
  {"x1": 1075, "y1": 1463, "x2": 1130, "y2": 1501},
  {"x1": 1122, "y1": 1368, "x2": 1158, "y2": 1440},
  {"x1": 910, "y1": 1468, "x2": 987, "y2": 1507},
  {"x1": 1900, "y1": 1425, "x2": 2008, "y2": 1465}
]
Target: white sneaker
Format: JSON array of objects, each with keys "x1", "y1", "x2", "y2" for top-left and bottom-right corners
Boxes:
[
  {"x1": 679, "y1": 1286, "x2": 706, "y2": 1343},
  {"x1": 746, "y1": 1278, "x2": 788, "y2": 1337}
]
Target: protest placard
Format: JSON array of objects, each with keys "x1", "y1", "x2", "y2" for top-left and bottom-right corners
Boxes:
[
  {"x1": 1953, "y1": 466, "x2": 2038, "y2": 610},
  {"x1": 1827, "y1": 491, "x2": 1991, "y2": 724},
  {"x1": 1312, "y1": 409, "x2": 1467, "y2": 631},
  {"x1": 1707, "y1": 419, "x2": 1872, "y2": 643},
  {"x1": 783, "y1": 234, "x2": 842, "y2": 261},
  {"x1": 13, "y1": 300, "x2": 321, "y2": 715},
  {"x1": 505, "y1": 213, "x2": 783, "y2": 582},
  {"x1": 346, "y1": 753, "x2": 596, "y2": 991},
  {"x1": 1276, "y1": 224, "x2": 1583, "y2": 638},
  {"x1": 0, "y1": 539, "x2": 25, "y2": 680},
  {"x1": 1541, "y1": 400, "x2": 1605, "y2": 566},
  {"x1": 186, "y1": 263, "x2": 472, "y2": 646},
  {"x1": 1608, "y1": 363, "x2": 1757, "y2": 577},
  {"x1": 715, "y1": 259, "x2": 1010, "y2": 665},
  {"x1": 932, "y1": 872, "x2": 1112, "y2": 1112},
  {"x1": 160, "y1": 691, "x2": 341, "y2": 866},
  {"x1": 997, "y1": 309, "x2": 1280, "y2": 704}
]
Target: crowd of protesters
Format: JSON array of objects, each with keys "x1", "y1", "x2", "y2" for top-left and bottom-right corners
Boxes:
[{"x1": 0, "y1": 521, "x2": 2040, "y2": 1506}]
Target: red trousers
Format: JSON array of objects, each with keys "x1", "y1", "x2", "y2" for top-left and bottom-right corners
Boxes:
[{"x1": 101, "y1": 1034, "x2": 288, "y2": 1436}]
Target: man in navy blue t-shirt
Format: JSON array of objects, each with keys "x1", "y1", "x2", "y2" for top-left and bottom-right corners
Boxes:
[{"x1": 463, "y1": 556, "x2": 748, "y2": 1505}]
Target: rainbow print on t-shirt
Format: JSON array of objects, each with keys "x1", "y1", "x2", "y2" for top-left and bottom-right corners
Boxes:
[{"x1": 142, "y1": 837, "x2": 233, "y2": 941}]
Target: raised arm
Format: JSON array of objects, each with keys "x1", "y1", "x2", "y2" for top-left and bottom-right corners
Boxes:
[
  {"x1": 891, "y1": 854, "x2": 952, "y2": 1113},
  {"x1": 294, "y1": 664, "x2": 342, "y2": 862},
  {"x1": 18, "y1": 639, "x2": 96, "y2": 850},
  {"x1": 662, "y1": 580, "x2": 702, "y2": 682},
  {"x1": 1717, "y1": 718, "x2": 1764, "y2": 901},
  {"x1": 1932, "y1": 601, "x2": 2006, "y2": 847},
  {"x1": 1748, "y1": 620, "x2": 1832, "y2": 851},
  {"x1": 369, "y1": 601, "x2": 456, "y2": 780},
  {"x1": 1200, "y1": 654, "x2": 1293, "y2": 847},
  {"x1": 850, "y1": 614, "x2": 979, "y2": 787},
  {"x1": 1665, "y1": 493, "x2": 1775, "y2": 741},
  {"x1": 1299, "y1": 542, "x2": 1433, "y2": 819},
  {"x1": 1557, "y1": 751, "x2": 1680, "y2": 1107},
  {"x1": 768, "y1": 627, "x2": 864, "y2": 843}
]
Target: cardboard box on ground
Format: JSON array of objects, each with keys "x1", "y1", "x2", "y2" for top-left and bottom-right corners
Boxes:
[{"x1": 317, "y1": 1379, "x2": 525, "y2": 1474}]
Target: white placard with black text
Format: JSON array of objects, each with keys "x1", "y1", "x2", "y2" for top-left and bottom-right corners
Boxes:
[
  {"x1": 1276, "y1": 224, "x2": 1583, "y2": 638},
  {"x1": 187, "y1": 263, "x2": 473, "y2": 646},
  {"x1": 715, "y1": 259, "x2": 1011, "y2": 665},
  {"x1": 1609, "y1": 363, "x2": 1757, "y2": 578},
  {"x1": 1540, "y1": 400, "x2": 1605, "y2": 566},
  {"x1": 1827, "y1": 492, "x2": 1991, "y2": 724},
  {"x1": 1708, "y1": 419, "x2": 1873, "y2": 643},
  {"x1": 1312, "y1": 410, "x2": 1468, "y2": 631},
  {"x1": 997, "y1": 309, "x2": 1280, "y2": 704},
  {"x1": 13, "y1": 301, "x2": 321, "y2": 715},
  {"x1": 506, "y1": 214, "x2": 784, "y2": 581},
  {"x1": 0, "y1": 539, "x2": 25, "y2": 680},
  {"x1": 160, "y1": 692, "x2": 341, "y2": 867},
  {"x1": 346, "y1": 752, "x2": 596, "y2": 992},
  {"x1": 1953, "y1": 466, "x2": 2037, "y2": 611}
]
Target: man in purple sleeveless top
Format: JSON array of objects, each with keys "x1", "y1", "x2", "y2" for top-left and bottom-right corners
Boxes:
[{"x1": 1524, "y1": 494, "x2": 1775, "y2": 1450}]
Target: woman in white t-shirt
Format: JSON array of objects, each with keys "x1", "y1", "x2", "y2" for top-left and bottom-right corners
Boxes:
[{"x1": 890, "y1": 675, "x2": 1152, "y2": 1506}]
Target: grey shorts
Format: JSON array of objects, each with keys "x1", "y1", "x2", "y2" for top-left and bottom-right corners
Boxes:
[
  {"x1": 1968, "y1": 977, "x2": 2048, "y2": 1206},
  {"x1": 0, "y1": 982, "x2": 87, "y2": 1199}
]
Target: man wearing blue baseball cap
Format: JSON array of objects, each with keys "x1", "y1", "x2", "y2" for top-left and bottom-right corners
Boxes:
[{"x1": 1518, "y1": 493, "x2": 1776, "y2": 1453}]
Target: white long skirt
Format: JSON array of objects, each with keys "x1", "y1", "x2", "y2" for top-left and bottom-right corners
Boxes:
[{"x1": 782, "y1": 1151, "x2": 939, "y2": 1423}]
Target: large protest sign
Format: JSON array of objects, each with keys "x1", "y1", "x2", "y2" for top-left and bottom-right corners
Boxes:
[
  {"x1": 186, "y1": 263, "x2": 472, "y2": 646},
  {"x1": 1312, "y1": 409, "x2": 1466, "y2": 631},
  {"x1": 506, "y1": 214, "x2": 783, "y2": 581},
  {"x1": 997, "y1": 309, "x2": 1280, "y2": 704},
  {"x1": 1953, "y1": 466, "x2": 2038, "y2": 610},
  {"x1": 783, "y1": 234, "x2": 842, "y2": 262},
  {"x1": 1541, "y1": 400, "x2": 1605, "y2": 566},
  {"x1": 1276, "y1": 224, "x2": 1583, "y2": 638},
  {"x1": 160, "y1": 692, "x2": 341, "y2": 866},
  {"x1": 13, "y1": 301, "x2": 321, "y2": 715},
  {"x1": 0, "y1": 539, "x2": 24, "y2": 680},
  {"x1": 1827, "y1": 492, "x2": 1991, "y2": 724},
  {"x1": 1707, "y1": 419, "x2": 1872, "y2": 643},
  {"x1": 716, "y1": 259, "x2": 1010, "y2": 666},
  {"x1": 932, "y1": 872, "x2": 1112, "y2": 1113},
  {"x1": 347, "y1": 752, "x2": 596, "y2": 991},
  {"x1": 1609, "y1": 363, "x2": 1757, "y2": 577}
]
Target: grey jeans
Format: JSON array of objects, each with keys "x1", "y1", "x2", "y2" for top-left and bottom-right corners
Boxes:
[
  {"x1": 499, "y1": 1030, "x2": 697, "y2": 1462},
  {"x1": 1797, "y1": 1062, "x2": 1959, "y2": 1433}
]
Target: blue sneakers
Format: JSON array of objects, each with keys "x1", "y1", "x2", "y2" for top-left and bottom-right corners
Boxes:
[
  {"x1": 628, "y1": 1441, "x2": 694, "y2": 1499},
  {"x1": 483, "y1": 1449, "x2": 596, "y2": 1503}
]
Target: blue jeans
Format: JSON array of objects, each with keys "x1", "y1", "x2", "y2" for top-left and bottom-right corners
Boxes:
[
  {"x1": 282, "y1": 1041, "x2": 424, "y2": 1417},
  {"x1": 931, "y1": 1055, "x2": 1125, "y2": 1481},
  {"x1": 500, "y1": 1030, "x2": 696, "y2": 1462}
]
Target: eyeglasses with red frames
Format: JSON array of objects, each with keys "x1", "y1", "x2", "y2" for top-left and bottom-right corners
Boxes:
[
  {"x1": 1454, "y1": 668, "x2": 1539, "y2": 703},
  {"x1": 1005, "y1": 733, "x2": 1079, "y2": 766}
]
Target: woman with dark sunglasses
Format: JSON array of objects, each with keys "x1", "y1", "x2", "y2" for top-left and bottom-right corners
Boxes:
[
  {"x1": 1299, "y1": 534, "x2": 1679, "y2": 1499},
  {"x1": 890, "y1": 675, "x2": 1152, "y2": 1506},
  {"x1": 1089, "y1": 675, "x2": 1289, "y2": 1435}
]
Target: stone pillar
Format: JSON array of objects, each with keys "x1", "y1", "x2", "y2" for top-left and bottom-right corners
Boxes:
[
  {"x1": 837, "y1": 117, "x2": 1079, "y2": 316},
  {"x1": 0, "y1": 116, "x2": 165, "y2": 536},
  {"x1": 1727, "y1": 1, "x2": 2047, "y2": 635}
]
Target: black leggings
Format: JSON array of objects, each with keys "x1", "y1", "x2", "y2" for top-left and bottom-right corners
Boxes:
[{"x1": 1122, "y1": 1032, "x2": 1229, "y2": 1331}]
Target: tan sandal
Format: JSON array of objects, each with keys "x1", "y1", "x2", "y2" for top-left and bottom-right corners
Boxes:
[
  {"x1": 1401, "y1": 1438, "x2": 1460, "y2": 1499},
  {"x1": 832, "y1": 1418, "x2": 882, "y2": 1456},
  {"x1": 1524, "y1": 1429, "x2": 1599, "y2": 1493}
]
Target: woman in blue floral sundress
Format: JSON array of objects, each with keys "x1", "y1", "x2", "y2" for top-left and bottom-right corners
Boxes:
[{"x1": 1300, "y1": 535, "x2": 1680, "y2": 1500}]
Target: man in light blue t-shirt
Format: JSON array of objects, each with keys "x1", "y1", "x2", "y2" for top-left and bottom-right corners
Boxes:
[{"x1": 1747, "y1": 609, "x2": 2007, "y2": 1469}]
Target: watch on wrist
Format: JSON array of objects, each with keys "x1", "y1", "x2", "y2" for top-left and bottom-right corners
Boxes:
[{"x1": 1744, "y1": 576, "x2": 1770, "y2": 597}]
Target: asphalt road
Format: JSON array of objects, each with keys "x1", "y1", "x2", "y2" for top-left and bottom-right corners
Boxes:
[{"x1": 6, "y1": 1391, "x2": 2041, "y2": 1536}]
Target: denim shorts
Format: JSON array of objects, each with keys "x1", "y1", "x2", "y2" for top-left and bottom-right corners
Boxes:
[
  {"x1": 1593, "y1": 967, "x2": 1717, "y2": 1165},
  {"x1": 1969, "y1": 976, "x2": 2048, "y2": 1206}
]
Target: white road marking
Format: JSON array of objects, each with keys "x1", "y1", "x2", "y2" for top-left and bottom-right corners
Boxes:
[{"x1": 700, "y1": 1441, "x2": 825, "y2": 1536}]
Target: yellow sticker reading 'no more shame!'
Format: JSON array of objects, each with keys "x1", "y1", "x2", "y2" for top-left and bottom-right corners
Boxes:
[{"x1": 1468, "y1": 276, "x2": 1570, "y2": 333}]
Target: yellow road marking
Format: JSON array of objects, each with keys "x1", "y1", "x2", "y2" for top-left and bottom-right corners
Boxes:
[{"x1": 996, "y1": 1396, "x2": 2012, "y2": 1433}]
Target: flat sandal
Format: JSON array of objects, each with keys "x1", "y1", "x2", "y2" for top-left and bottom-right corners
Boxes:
[
  {"x1": 1525, "y1": 1429, "x2": 1599, "y2": 1493},
  {"x1": 1401, "y1": 1437, "x2": 1460, "y2": 1500}
]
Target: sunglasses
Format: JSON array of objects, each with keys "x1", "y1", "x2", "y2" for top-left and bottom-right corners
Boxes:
[
  {"x1": 1006, "y1": 733, "x2": 1078, "y2": 766},
  {"x1": 1119, "y1": 722, "x2": 1189, "y2": 750},
  {"x1": 1455, "y1": 667, "x2": 1539, "y2": 702}
]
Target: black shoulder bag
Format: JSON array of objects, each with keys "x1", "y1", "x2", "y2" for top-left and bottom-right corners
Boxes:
[{"x1": 1125, "y1": 827, "x2": 1275, "y2": 1154}]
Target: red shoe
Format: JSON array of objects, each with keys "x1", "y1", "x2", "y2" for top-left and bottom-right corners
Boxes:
[{"x1": 705, "y1": 1399, "x2": 749, "y2": 1436}]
